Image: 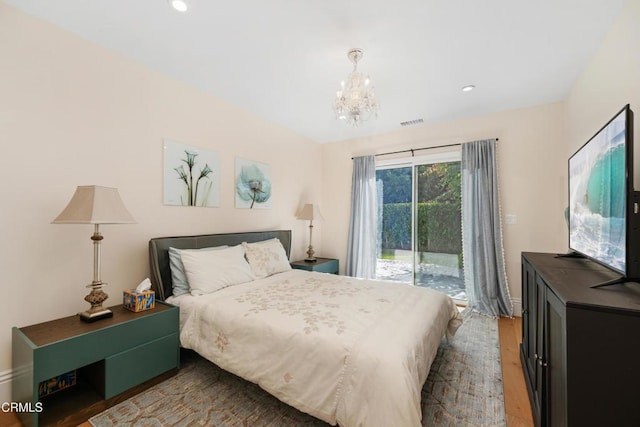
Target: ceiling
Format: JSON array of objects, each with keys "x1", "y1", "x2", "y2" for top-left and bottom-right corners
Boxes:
[{"x1": 3, "y1": 0, "x2": 626, "y2": 143}]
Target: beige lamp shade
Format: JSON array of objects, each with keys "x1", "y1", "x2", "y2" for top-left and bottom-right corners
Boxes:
[
  {"x1": 52, "y1": 185, "x2": 136, "y2": 224},
  {"x1": 297, "y1": 204, "x2": 324, "y2": 221}
]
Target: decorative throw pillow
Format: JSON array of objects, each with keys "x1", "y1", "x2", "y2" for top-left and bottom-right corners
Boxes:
[
  {"x1": 242, "y1": 238, "x2": 291, "y2": 279},
  {"x1": 180, "y1": 244, "x2": 255, "y2": 296},
  {"x1": 168, "y1": 246, "x2": 228, "y2": 296}
]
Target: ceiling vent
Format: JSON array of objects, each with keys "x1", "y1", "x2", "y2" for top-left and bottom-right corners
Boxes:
[{"x1": 400, "y1": 118, "x2": 424, "y2": 127}]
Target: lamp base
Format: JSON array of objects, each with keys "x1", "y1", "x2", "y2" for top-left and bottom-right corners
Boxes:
[
  {"x1": 305, "y1": 244, "x2": 316, "y2": 263},
  {"x1": 80, "y1": 284, "x2": 112, "y2": 322},
  {"x1": 79, "y1": 308, "x2": 113, "y2": 323}
]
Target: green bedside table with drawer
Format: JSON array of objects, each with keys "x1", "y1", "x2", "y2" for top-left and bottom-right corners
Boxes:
[
  {"x1": 12, "y1": 301, "x2": 179, "y2": 427},
  {"x1": 291, "y1": 257, "x2": 339, "y2": 274}
]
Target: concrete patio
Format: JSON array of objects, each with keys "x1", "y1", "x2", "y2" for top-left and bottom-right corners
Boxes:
[{"x1": 376, "y1": 252, "x2": 466, "y2": 301}]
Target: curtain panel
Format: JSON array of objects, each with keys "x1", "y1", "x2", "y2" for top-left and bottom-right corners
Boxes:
[
  {"x1": 461, "y1": 139, "x2": 513, "y2": 317},
  {"x1": 346, "y1": 155, "x2": 378, "y2": 279}
]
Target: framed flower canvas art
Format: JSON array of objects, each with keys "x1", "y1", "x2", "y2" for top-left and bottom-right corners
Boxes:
[
  {"x1": 163, "y1": 139, "x2": 220, "y2": 207},
  {"x1": 235, "y1": 157, "x2": 272, "y2": 209}
]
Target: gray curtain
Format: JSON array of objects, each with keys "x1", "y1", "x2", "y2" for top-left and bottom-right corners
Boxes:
[
  {"x1": 346, "y1": 155, "x2": 378, "y2": 278},
  {"x1": 461, "y1": 139, "x2": 513, "y2": 317}
]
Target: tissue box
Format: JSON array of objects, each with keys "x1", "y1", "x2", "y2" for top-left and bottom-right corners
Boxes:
[{"x1": 123, "y1": 289, "x2": 155, "y2": 312}]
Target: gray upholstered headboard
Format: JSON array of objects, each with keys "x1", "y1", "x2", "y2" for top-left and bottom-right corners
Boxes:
[{"x1": 149, "y1": 230, "x2": 292, "y2": 301}]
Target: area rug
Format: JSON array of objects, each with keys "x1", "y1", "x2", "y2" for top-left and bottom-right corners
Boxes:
[
  {"x1": 421, "y1": 311, "x2": 506, "y2": 426},
  {"x1": 90, "y1": 311, "x2": 505, "y2": 426}
]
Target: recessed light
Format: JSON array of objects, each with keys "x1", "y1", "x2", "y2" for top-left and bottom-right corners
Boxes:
[
  {"x1": 462, "y1": 85, "x2": 476, "y2": 92},
  {"x1": 169, "y1": 0, "x2": 189, "y2": 12}
]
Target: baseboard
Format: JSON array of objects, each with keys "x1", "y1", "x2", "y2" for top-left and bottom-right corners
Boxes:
[
  {"x1": 512, "y1": 298, "x2": 522, "y2": 317},
  {"x1": 0, "y1": 368, "x2": 12, "y2": 403}
]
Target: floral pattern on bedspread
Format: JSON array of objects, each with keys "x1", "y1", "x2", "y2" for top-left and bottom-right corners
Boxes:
[
  {"x1": 216, "y1": 332, "x2": 229, "y2": 352},
  {"x1": 234, "y1": 274, "x2": 390, "y2": 335}
]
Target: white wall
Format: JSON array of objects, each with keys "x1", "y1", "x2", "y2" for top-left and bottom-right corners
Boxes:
[
  {"x1": 565, "y1": 0, "x2": 640, "y2": 191},
  {"x1": 320, "y1": 103, "x2": 568, "y2": 315},
  {"x1": 0, "y1": 3, "x2": 323, "y2": 399}
]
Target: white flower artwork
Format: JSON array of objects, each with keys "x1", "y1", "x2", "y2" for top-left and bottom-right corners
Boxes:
[
  {"x1": 163, "y1": 139, "x2": 220, "y2": 207},
  {"x1": 235, "y1": 158, "x2": 272, "y2": 209}
]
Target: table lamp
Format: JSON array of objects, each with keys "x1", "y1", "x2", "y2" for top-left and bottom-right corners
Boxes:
[
  {"x1": 297, "y1": 204, "x2": 323, "y2": 262},
  {"x1": 52, "y1": 185, "x2": 136, "y2": 322}
]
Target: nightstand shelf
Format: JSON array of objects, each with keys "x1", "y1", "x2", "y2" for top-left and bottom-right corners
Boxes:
[
  {"x1": 12, "y1": 302, "x2": 179, "y2": 427},
  {"x1": 291, "y1": 257, "x2": 339, "y2": 274}
]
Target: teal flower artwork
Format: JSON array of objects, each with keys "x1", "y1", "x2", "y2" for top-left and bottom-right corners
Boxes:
[
  {"x1": 235, "y1": 158, "x2": 272, "y2": 209},
  {"x1": 163, "y1": 140, "x2": 220, "y2": 207}
]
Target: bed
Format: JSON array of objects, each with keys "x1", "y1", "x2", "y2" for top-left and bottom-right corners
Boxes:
[{"x1": 149, "y1": 230, "x2": 462, "y2": 427}]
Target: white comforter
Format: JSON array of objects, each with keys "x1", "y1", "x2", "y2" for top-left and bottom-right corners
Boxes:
[{"x1": 169, "y1": 269, "x2": 462, "y2": 427}]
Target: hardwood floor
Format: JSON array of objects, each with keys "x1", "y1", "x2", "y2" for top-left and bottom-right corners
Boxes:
[
  {"x1": 0, "y1": 317, "x2": 533, "y2": 427},
  {"x1": 499, "y1": 316, "x2": 534, "y2": 427}
]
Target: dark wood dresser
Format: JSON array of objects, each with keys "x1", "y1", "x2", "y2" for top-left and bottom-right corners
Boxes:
[{"x1": 521, "y1": 252, "x2": 640, "y2": 427}]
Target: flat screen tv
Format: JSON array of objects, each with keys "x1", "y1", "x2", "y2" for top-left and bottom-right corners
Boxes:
[{"x1": 568, "y1": 104, "x2": 639, "y2": 287}]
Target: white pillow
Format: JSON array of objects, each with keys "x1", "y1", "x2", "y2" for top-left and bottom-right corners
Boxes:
[
  {"x1": 168, "y1": 245, "x2": 228, "y2": 296},
  {"x1": 242, "y1": 238, "x2": 291, "y2": 279},
  {"x1": 181, "y1": 245, "x2": 255, "y2": 295}
]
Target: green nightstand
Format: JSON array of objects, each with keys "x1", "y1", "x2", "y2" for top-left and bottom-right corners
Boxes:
[
  {"x1": 291, "y1": 257, "x2": 339, "y2": 274},
  {"x1": 12, "y1": 301, "x2": 179, "y2": 427}
]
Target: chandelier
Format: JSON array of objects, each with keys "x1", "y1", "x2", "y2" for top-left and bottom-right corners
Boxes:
[{"x1": 333, "y1": 48, "x2": 379, "y2": 127}]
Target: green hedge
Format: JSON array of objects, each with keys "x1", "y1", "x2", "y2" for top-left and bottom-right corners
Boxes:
[{"x1": 380, "y1": 202, "x2": 462, "y2": 254}]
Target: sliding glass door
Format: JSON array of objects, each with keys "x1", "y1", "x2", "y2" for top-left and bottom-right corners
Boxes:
[{"x1": 376, "y1": 153, "x2": 466, "y2": 302}]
